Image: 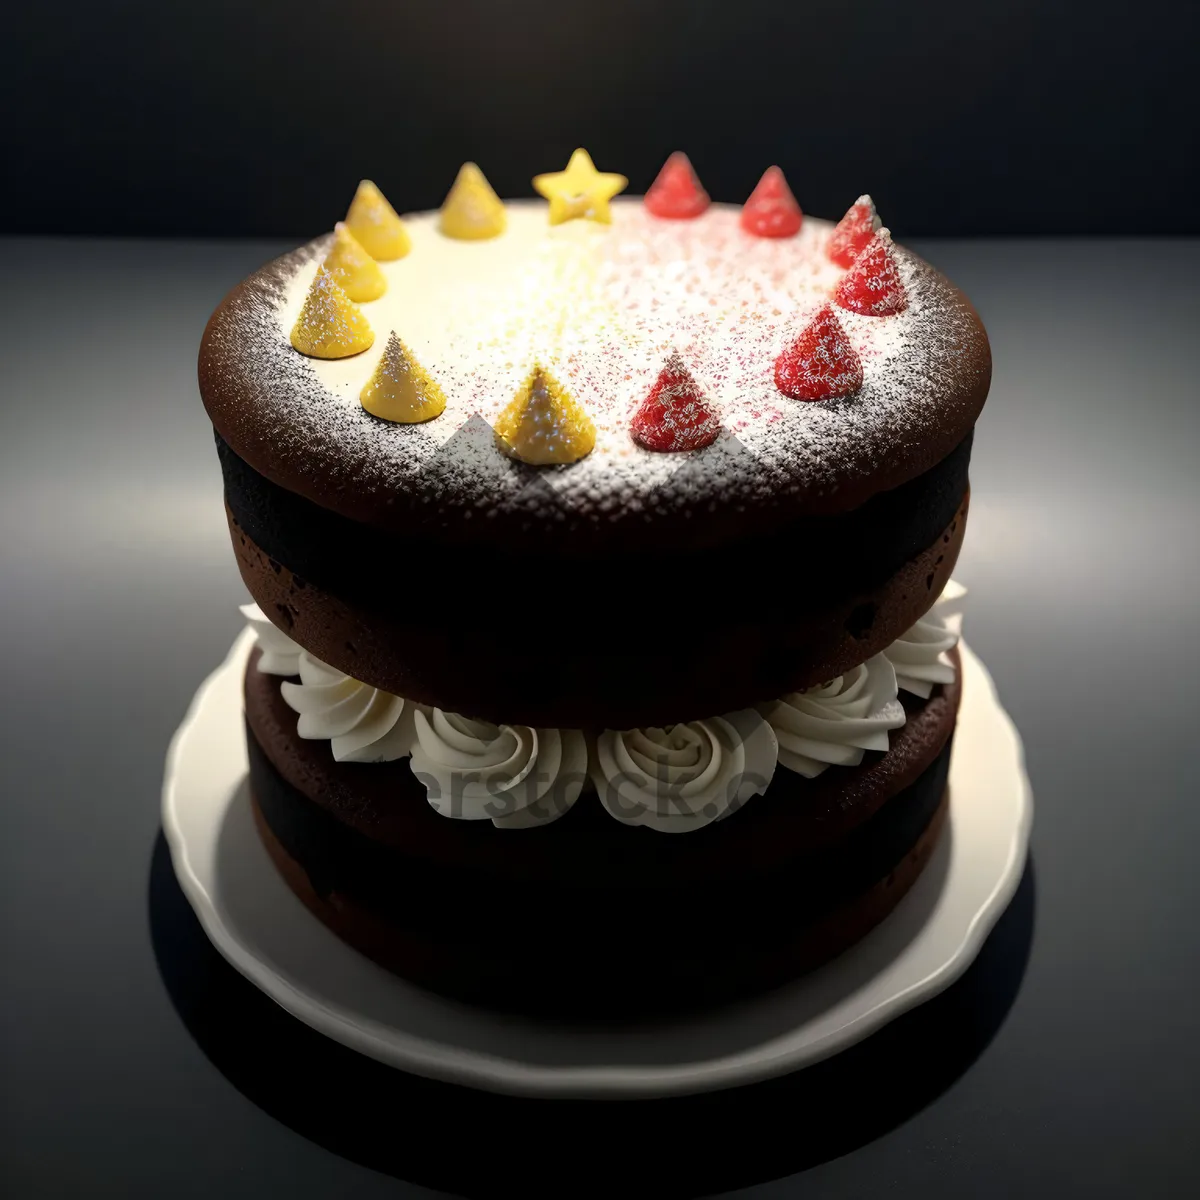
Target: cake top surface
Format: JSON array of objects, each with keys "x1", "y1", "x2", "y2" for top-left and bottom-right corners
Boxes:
[{"x1": 200, "y1": 194, "x2": 990, "y2": 548}]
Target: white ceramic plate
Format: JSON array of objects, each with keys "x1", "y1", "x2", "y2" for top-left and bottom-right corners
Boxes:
[{"x1": 162, "y1": 629, "x2": 1032, "y2": 1099}]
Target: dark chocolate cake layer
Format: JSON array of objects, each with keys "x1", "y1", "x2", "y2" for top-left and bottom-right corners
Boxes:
[
  {"x1": 252, "y1": 787, "x2": 949, "y2": 1012},
  {"x1": 247, "y1": 712, "x2": 953, "y2": 1012},
  {"x1": 217, "y1": 429, "x2": 971, "y2": 602},
  {"x1": 232, "y1": 492, "x2": 966, "y2": 728}
]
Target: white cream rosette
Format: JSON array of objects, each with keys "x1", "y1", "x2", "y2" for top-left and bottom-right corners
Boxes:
[
  {"x1": 590, "y1": 710, "x2": 778, "y2": 834},
  {"x1": 761, "y1": 654, "x2": 906, "y2": 778},
  {"x1": 242, "y1": 601, "x2": 420, "y2": 762},
  {"x1": 241, "y1": 602, "x2": 303, "y2": 676},
  {"x1": 409, "y1": 711, "x2": 587, "y2": 829},
  {"x1": 279, "y1": 653, "x2": 420, "y2": 763},
  {"x1": 883, "y1": 580, "x2": 967, "y2": 698}
]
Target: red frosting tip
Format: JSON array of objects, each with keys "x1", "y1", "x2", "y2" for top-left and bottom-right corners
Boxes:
[
  {"x1": 740, "y1": 166, "x2": 803, "y2": 238},
  {"x1": 833, "y1": 229, "x2": 907, "y2": 316},
  {"x1": 775, "y1": 305, "x2": 864, "y2": 402},
  {"x1": 644, "y1": 152, "x2": 710, "y2": 219},
  {"x1": 630, "y1": 352, "x2": 721, "y2": 452},
  {"x1": 827, "y1": 195, "x2": 882, "y2": 268}
]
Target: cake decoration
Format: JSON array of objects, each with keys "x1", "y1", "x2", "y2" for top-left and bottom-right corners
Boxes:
[
  {"x1": 834, "y1": 228, "x2": 907, "y2": 316},
  {"x1": 280, "y1": 649, "x2": 420, "y2": 763},
  {"x1": 409, "y1": 711, "x2": 587, "y2": 829},
  {"x1": 321, "y1": 221, "x2": 387, "y2": 302},
  {"x1": 289, "y1": 266, "x2": 375, "y2": 359},
  {"x1": 774, "y1": 304, "x2": 864, "y2": 402},
  {"x1": 591, "y1": 711, "x2": 778, "y2": 833},
  {"x1": 827, "y1": 195, "x2": 882, "y2": 268},
  {"x1": 239, "y1": 203, "x2": 989, "y2": 524},
  {"x1": 759, "y1": 655, "x2": 906, "y2": 778},
  {"x1": 532, "y1": 148, "x2": 628, "y2": 226},
  {"x1": 440, "y1": 162, "x2": 507, "y2": 240},
  {"x1": 884, "y1": 580, "x2": 966, "y2": 697},
  {"x1": 644, "y1": 151, "x2": 710, "y2": 219},
  {"x1": 360, "y1": 332, "x2": 447, "y2": 423},
  {"x1": 229, "y1": 215, "x2": 977, "y2": 754},
  {"x1": 630, "y1": 351, "x2": 721, "y2": 451},
  {"x1": 493, "y1": 365, "x2": 596, "y2": 465},
  {"x1": 344, "y1": 179, "x2": 411, "y2": 261},
  {"x1": 740, "y1": 166, "x2": 803, "y2": 238}
]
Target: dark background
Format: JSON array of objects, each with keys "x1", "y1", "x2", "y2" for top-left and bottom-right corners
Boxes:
[
  {"x1": 5, "y1": 0, "x2": 1196, "y2": 238},
  {"x1": 4, "y1": 5, "x2": 1200, "y2": 1197}
]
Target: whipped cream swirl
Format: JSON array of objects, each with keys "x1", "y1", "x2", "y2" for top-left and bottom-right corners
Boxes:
[
  {"x1": 241, "y1": 602, "x2": 302, "y2": 676},
  {"x1": 590, "y1": 710, "x2": 778, "y2": 834},
  {"x1": 241, "y1": 601, "x2": 418, "y2": 761},
  {"x1": 280, "y1": 653, "x2": 420, "y2": 763},
  {"x1": 884, "y1": 580, "x2": 967, "y2": 698},
  {"x1": 761, "y1": 654, "x2": 905, "y2": 778},
  {"x1": 409, "y1": 711, "x2": 587, "y2": 829}
]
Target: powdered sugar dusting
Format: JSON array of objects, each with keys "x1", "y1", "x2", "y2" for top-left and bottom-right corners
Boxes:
[{"x1": 200, "y1": 198, "x2": 989, "y2": 537}]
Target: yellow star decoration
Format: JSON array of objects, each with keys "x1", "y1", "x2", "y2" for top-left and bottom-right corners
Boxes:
[{"x1": 532, "y1": 148, "x2": 628, "y2": 226}]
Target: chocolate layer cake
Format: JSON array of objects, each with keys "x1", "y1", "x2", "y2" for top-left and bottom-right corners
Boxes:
[{"x1": 198, "y1": 158, "x2": 989, "y2": 1011}]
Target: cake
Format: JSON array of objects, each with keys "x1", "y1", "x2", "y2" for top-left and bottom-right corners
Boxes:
[{"x1": 198, "y1": 153, "x2": 990, "y2": 1012}]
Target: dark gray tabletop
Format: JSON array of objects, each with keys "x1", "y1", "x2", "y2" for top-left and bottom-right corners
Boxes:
[{"x1": 1, "y1": 236, "x2": 1197, "y2": 1198}]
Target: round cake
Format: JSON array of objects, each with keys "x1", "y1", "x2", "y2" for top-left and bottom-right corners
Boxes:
[{"x1": 198, "y1": 155, "x2": 990, "y2": 1011}]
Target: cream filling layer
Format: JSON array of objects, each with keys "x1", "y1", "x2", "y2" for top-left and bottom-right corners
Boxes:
[{"x1": 242, "y1": 583, "x2": 963, "y2": 832}]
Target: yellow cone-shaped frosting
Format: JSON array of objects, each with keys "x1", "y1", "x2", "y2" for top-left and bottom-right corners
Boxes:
[
  {"x1": 344, "y1": 180, "x2": 411, "y2": 261},
  {"x1": 532, "y1": 148, "x2": 628, "y2": 226},
  {"x1": 321, "y1": 222, "x2": 387, "y2": 302},
  {"x1": 440, "y1": 162, "x2": 507, "y2": 240},
  {"x1": 494, "y1": 365, "x2": 596, "y2": 465},
  {"x1": 360, "y1": 332, "x2": 447, "y2": 423},
  {"x1": 290, "y1": 266, "x2": 375, "y2": 359}
]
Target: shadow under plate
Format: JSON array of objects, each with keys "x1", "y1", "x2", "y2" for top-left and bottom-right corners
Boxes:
[{"x1": 148, "y1": 823, "x2": 1035, "y2": 1196}]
